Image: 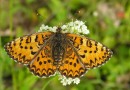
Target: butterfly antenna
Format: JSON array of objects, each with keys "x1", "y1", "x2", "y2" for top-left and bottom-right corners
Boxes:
[
  {"x1": 68, "y1": 10, "x2": 81, "y2": 21},
  {"x1": 35, "y1": 10, "x2": 44, "y2": 20}
]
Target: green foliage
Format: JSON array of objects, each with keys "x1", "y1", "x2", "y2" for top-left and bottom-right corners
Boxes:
[{"x1": 0, "y1": 0, "x2": 130, "y2": 90}]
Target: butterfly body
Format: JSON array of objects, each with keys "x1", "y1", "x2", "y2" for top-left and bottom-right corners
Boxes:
[{"x1": 51, "y1": 28, "x2": 66, "y2": 64}]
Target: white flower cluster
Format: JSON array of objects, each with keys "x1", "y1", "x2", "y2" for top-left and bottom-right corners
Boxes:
[
  {"x1": 59, "y1": 75, "x2": 80, "y2": 86},
  {"x1": 38, "y1": 24, "x2": 57, "y2": 32},
  {"x1": 61, "y1": 20, "x2": 89, "y2": 35},
  {"x1": 38, "y1": 20, "x2": 89, "y2": 35}
]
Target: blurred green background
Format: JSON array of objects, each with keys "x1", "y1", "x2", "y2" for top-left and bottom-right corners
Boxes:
[{"x1": 0, "y1": 0, "x2": 130, "y2": 90}]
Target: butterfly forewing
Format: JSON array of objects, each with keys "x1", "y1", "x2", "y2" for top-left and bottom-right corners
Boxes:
[
  {"x1": 4, "y1": 32, "x2": 53, "y2": 65},
  {"x1": 66, "y1": 33, "x2": 113, "y2": 69}
]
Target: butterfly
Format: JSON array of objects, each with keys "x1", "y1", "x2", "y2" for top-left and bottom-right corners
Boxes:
[{"x1": 4, "y1": 27, "x2": 113, "y2": 78}]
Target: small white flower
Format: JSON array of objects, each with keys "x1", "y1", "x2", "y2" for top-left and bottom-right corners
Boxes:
[
  {"x1": 81, "y1": 25, "x2": 89, "y2": 34},
  {"x1": 66, "y1": 78, "x2": 73, "y2": 85},
  {"x1": 61, "y1": 25, "x2": 67, "y2": 29},
  {"x1": 38, "y1": 24, "x2": 45, "y2": 32},
  {"x1": 75, "y1": 20, "x2": 84, "y2": 26},
  {"x1": 59, "y1": 76, "x2": 69, "y2": 86},
  {"x1": 43, "y1": 25, "x2": 49, "y2": 30},
  {"x1": 52, "y1": 26, "x2": 57, "y2": 32},
  {"x1": 73, "y1": 78, "x2": 80, "y2": 84},
  {"x1": 68, "y1": 22, "x2": 74, "y2": 27},
  {"x1": 59, "y1": 75, "x2": 80, "y2": 86},
  {"x1": 38, "y1": 24, "x2": 57, "y2": 32}
]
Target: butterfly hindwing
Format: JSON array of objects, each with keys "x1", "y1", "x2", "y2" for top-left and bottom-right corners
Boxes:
[
  {"x1": 4, "y1": 32, "x2": 53, "y2": 65},
  {"x1": 59, "y1": 43, "x2": 87, "y2": 78},
  {"x1": 28, "y1": 43, "x2": 56, "y2": 77},
  {"x1": 66, "y1": 33, "x2": 113, "y2": 69}
]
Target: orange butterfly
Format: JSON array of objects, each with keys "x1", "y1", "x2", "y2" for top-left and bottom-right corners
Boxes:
[{"x1": 4, "y1": 27, "x2": 113, "y2": 78}]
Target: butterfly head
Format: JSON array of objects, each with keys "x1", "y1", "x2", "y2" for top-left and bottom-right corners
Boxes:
[{"x1": 56, "y1": 27, "x2": 62, "y2": 33}]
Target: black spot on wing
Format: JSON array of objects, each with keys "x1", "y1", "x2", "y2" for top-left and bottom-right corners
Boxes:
[
  {"x1": 39, "y1": 61, "x2": 42, "y2": 65},
  {"x1": 86, "y1": 39, "x2": 92, "y2": 48},
  {"x1": 26, "y1": 36, "x2": 31, "y2": 43},
  {"x1": 31, "y1": 51, "x2": 36, "y2": 55},
  {"x1": 35, "y1": 35, "x2": 38, "y2": 42},
  {"x1": 84, "y1": 50, "x2": 87, "y2": 53},
  {"x1": 30, "y1": 46, "x2": 33, "y2": 49},
  {"x1": 25, "y1": 46, "x2": 28, "y2": 49},
  {"x1": 80, "y1": 38, "x2": 83, "y2": 45},
  {"x1": 80, "y1": 55, "x2": 85, "y2": 58}
]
